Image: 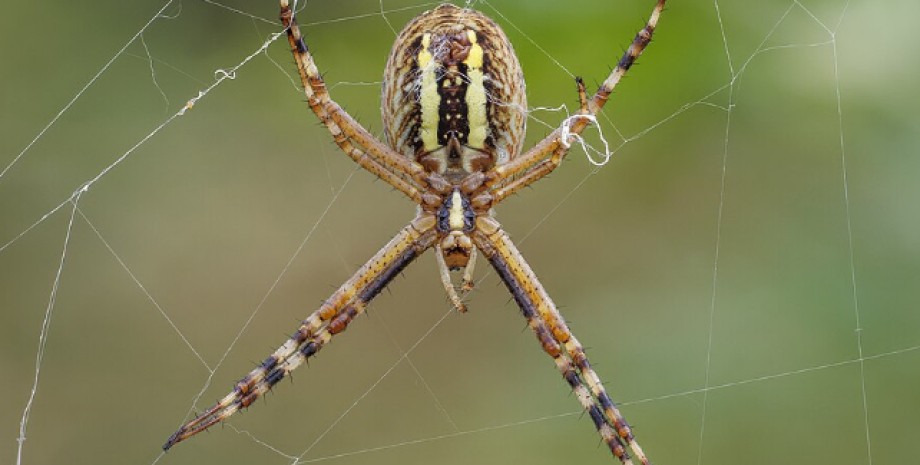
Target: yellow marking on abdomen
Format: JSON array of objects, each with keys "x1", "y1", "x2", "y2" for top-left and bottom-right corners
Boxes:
[
  {"x1": 463, "y1": 29, "x2": 487, "y2": 149},
  {"x1": 417, "y1": 33, "x2": 440, "y2": 151}
]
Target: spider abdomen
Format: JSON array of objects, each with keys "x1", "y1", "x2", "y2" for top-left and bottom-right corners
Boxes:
[{"x1": 381, "y1": 3, "x2": 526, "y2": 180}]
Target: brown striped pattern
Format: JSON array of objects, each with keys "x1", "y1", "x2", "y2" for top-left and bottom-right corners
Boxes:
[{"x1": 381, "y1": 4, "x2": 526, "y2": 166}]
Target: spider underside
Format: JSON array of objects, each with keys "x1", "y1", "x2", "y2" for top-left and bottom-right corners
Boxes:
[{"x1": 164, "y1": 1, "x2": 666, "y2": 463}]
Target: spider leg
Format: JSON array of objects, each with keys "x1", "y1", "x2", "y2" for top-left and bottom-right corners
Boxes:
[
  {"x1": 472, "y1": 217, "x2": 649, "y2": 465},
  {"x1": 490, "y1": 78, "x2": 590, "y2": 205},
  {"x1": 483, "y1": 0, "x2": 666, "y2": 198},
  {"x1": 461, "y1": 247, "x2": 477, "y2": 293},
  {"x1": 435, "y1": 243, "x2": 467, "y2": 313},
  {"x1": 280, "y1": 1, "x2": 433, "y2": 201},
  {"x1": 163, "y1": 215, "x2": 438, "y2": 450}
]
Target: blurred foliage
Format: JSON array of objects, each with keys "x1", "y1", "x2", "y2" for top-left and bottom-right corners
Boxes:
[{"x1": 2, "y1": 1, "x2": 918, "y2": 465}]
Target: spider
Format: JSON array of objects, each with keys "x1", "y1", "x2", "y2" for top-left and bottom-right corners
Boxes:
[{"x1": 164, "y1": 1, "x2": 665, "y2": 463}]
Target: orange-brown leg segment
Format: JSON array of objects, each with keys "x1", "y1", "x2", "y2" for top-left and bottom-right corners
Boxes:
[
  {"x1": 484, "y1": 0, "x2": 666, "y2": 198},
  {"x1": 491, "y1": 78, "x2": 590, "y2": 205},
  {"x1": 280, "y1": 0, "x2": 432, "y2": 200},
  {"x1": 163, "y1": 215, "x2": 438, "y2": 450},
  {"x1": 473, "y1": 217, "x2": 648, "y2": 465}
]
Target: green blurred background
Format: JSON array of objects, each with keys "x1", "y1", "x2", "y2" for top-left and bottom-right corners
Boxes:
[{"x1": 2, "y1": 1, "x2": 918, "y2": 464}]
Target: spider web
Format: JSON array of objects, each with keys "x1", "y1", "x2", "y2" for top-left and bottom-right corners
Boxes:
[{"x1": 3, "y1": 1, "x2": 919, "y2": 464}]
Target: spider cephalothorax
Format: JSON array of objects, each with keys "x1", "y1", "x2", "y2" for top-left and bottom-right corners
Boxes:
[{"x1": 165, "y1": 2, "x2": 665, "y2": 463}]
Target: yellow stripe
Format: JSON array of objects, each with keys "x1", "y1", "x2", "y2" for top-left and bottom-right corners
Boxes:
[
  {"x1": 463, "y1": 30, "x2": 487, "y2": 149},
  {"x1": 418, "y1": 33, "x2": 440, "y2": 151}
]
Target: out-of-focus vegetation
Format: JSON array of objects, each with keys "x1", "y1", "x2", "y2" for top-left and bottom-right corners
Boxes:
[{"x1": 2, "y1": 1, "x2": 918, "y2": 465}]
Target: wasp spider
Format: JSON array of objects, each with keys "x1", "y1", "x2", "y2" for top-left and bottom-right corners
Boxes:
[{"x1": 165, "y1": 1, "x2": 665, "y2": 462}]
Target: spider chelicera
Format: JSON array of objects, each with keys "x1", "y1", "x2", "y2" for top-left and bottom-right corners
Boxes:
[{"x1": 165, "y1": 1, "x2": 665, "y2": 463}]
